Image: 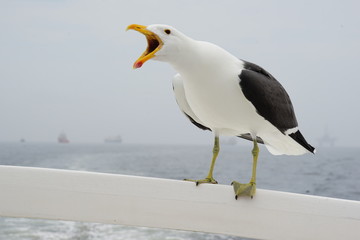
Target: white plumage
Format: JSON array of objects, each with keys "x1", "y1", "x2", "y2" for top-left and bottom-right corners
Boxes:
[
  {"x1": 172, "y1": 71, "x2": 308, "y2": 156},
  {"x1": 167, "y1": 37, "x2": 311, "y2": 155}
]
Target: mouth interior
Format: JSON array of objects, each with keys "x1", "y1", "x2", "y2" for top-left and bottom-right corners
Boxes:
[
  {"x1": 145, "y1": 35, "x2": 160, "y2": 55},
  {"x1": 129, "y1": 25, "x2": 164, "y2": 68}
]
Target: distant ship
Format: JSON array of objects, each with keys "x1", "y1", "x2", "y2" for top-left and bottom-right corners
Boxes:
[
  {"x1": 58, "y1": 132, "x2": 70, "y2": 143},
  {"x1": 104, "y1": 135, "x2": 122, "y2": 143}
]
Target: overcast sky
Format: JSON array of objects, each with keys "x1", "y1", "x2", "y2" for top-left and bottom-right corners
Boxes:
[{"x1": 1, "y1": 0, "x2": 359, "y2": 146}]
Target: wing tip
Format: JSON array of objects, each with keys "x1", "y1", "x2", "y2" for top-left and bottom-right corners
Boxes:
[{"x1": 289, "y1": 130, "x2": 316, "y2": 154}]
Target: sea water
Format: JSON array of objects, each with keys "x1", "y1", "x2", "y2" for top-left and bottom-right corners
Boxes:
[{"x1": 0, "y1": 142, "x2": 359, "y2": 240}]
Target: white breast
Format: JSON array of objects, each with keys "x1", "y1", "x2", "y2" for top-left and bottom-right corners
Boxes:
[{"x1": 170, "y1": 41, "x2": 270, "y2": 136}]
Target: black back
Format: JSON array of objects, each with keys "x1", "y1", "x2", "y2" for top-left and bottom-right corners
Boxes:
[{"x1": 239, "y1": 61, "x2": 298, "y2": 133}]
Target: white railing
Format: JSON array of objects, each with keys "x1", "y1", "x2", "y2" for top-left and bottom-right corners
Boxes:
[{"x1": 0, "y1": 165, "x2": 359, "y2": 240}]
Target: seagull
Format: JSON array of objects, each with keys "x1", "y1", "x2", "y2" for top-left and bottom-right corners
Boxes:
[{"x1": 127, "y1": 24, "x2": 315, "y2": 198}]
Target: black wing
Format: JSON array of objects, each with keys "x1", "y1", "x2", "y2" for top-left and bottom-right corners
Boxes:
[
  {"x1": 239, "y1": 61, "x2": 315, "y2": 153},
  {"x1": 183, "y1": 113, "x2": 211, "y2": 131},
  {"x1": 238, "y1": 134, "x2": 264, "y2": 144},
  {"x1": 239, "y1": 60, "x2": 298, "y2": 133}
]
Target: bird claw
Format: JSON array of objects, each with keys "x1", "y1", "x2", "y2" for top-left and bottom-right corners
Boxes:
[
  {"x1": 184, "y1": 177, "x2": 218, "y2": 186},
  {"x1": 231, "y1": 181, "x2": 256, "y2": 199}
]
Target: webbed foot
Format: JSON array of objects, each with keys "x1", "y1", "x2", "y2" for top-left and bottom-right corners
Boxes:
[
  {"x1": 231, "y1": 181, "x2": 256, "y2": 199},
  {"x1": 184, "y1": 177, "x2": 218, "y2": 186}
]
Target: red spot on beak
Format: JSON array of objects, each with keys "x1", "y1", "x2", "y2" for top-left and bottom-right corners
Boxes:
[{"x1": 133, "y1": 61, "x2": 143, "y2": 69}]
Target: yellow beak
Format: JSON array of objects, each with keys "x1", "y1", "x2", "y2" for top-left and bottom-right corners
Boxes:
[{"x1": 126, "y1": 24, "x2": 164, "y2": 69}]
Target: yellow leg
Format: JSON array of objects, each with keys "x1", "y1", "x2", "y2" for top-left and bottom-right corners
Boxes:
[
  {"x1": 185, "y1": 135, "x2": 219, "y2": 185},
  {"x1": 232, "y1": 140, "x2": 259, "y2": 199}
]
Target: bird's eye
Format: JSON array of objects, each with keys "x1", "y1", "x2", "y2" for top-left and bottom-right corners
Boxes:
[{"x1": 164, "y1": 29, "x2": 171, "y2": 35}]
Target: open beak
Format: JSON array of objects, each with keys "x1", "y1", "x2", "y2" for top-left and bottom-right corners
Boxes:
[{"x1": 126, "y1": 24, "x2": 163, "y2": 69}]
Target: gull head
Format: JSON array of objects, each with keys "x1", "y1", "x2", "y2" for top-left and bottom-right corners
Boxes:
[{"x1": 127, "y1": 24, "x2": 192, "y2": 69}]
